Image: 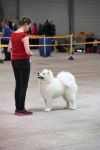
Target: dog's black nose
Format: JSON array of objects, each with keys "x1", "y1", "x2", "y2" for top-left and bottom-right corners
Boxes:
[{"x1": 37, "y1": 73, "x2": 39, "y2": 75}]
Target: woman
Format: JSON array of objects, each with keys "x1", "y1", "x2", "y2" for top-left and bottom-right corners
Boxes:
[
  {"x1": 8, "y1": 17, "x2": 33, "y2": 116},
  {"x1": 31, "y1": 23, "x2": 38, "y2": 35}
]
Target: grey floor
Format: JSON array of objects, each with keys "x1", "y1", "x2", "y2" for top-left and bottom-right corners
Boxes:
[{"x1": 0, "y1": 52, "x2": 100, "y2": 150}]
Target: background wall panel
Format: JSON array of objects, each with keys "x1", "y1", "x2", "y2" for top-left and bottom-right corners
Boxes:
[
  {"x1": 74, "y1": 0, "x2": 100, "y2": 37},
  {"x1": 19, "y1": 0, "x2": 69, "y2": 35}
]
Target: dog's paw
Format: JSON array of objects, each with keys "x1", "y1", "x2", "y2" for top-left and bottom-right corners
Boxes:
[
  {"x1": 68, "y1": 105, "x2": 76, "y2": 110},
  {"x1": 45, "y1": 108, "x2": 51, "y2": 112}
]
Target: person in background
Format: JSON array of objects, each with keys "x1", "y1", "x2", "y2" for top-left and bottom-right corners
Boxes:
[
  {"x1": 8, "y1": 17, "x2": 33, "y2": 116},
  {"x1": 31, "y1": 23, "x2": 38, "y2": 49},
  {"x1": 13, "y1": 23, "x2": 18, "y2": 31},
  {"x1": 1, "y1": 19, "x2": 12, "y2": 61},
  {"x1": 40, "y1": 18, "x2": 56, "y2": 52},
  {"x1": 32, "y1": 23, "x2": 38, "y2": 35},
  {"x1": 41, "y1": 18, "x2": 56, "y2": 36},
  {"x1": 8, "y1": 21, "x2": 13, "y2": 30},
  {"x1": 38, "y1": 23, "x2": 42, "y2": 35}
]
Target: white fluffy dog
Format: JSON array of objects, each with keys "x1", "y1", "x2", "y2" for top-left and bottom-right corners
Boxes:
[{"x1": 37, "y1": 69, "x2": 78, "y2": 112}]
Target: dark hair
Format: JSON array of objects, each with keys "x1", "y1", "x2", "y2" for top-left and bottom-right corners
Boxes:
[
  {"x1": 19, "y1": 17, "x2": 31, "y2": 26},
  {"x1": 8, "y1": 20, "x2": 13, "y2": 30}
]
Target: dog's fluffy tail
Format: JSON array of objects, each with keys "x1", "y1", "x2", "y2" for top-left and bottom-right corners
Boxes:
[{"x1": 57, "y1": 72, "x2": 78, "y2": 90}]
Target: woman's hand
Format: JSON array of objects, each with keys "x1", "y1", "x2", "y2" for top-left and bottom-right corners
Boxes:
[{"x1": 25, "y1": 50, "x2": 33, "y2": 56}]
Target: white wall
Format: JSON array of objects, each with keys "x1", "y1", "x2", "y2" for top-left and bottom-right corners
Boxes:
[
  {"x1": 74, "y1": 0, "x2": 100, "y2": 37},
  {"x1": 19, "y1": 0, "x2": 69, "y2": 35},
  {"x1": 0, "y1": 0, "x2": 17, "y2": 22}
]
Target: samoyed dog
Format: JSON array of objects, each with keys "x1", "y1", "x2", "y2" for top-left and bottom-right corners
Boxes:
[{"x1": 37, "y1": 69, "x2": 78, "y2": 112}]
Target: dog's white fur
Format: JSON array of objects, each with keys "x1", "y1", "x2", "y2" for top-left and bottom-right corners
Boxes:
[{"x1": 38, "y1": 69, "x2": 78, "y2": 112}]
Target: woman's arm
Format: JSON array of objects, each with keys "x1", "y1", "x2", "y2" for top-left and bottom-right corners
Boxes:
[
  {"x1": 7, "y1": 39, "x2": 12, "y2": 52},
  {"x1": 22, "y1": 36, "x2": 33, "y2": 56}
]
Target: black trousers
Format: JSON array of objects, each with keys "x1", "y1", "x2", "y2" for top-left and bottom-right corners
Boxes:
[
  {"x1": 11, "y1": 59, "x2": 30, "y2": 111},
  {"x1": 3, "y1": 40, "x2": 11, "y2": 60}
]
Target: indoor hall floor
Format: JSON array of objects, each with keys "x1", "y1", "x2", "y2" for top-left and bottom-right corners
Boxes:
[{"x1": 0, "y1": 52, "x2": 100, "y2": 150}]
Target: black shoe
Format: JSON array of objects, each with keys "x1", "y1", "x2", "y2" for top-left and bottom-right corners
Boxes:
[{"x1": 15, "y1": 109, "x2": 33, "y2": 116}]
